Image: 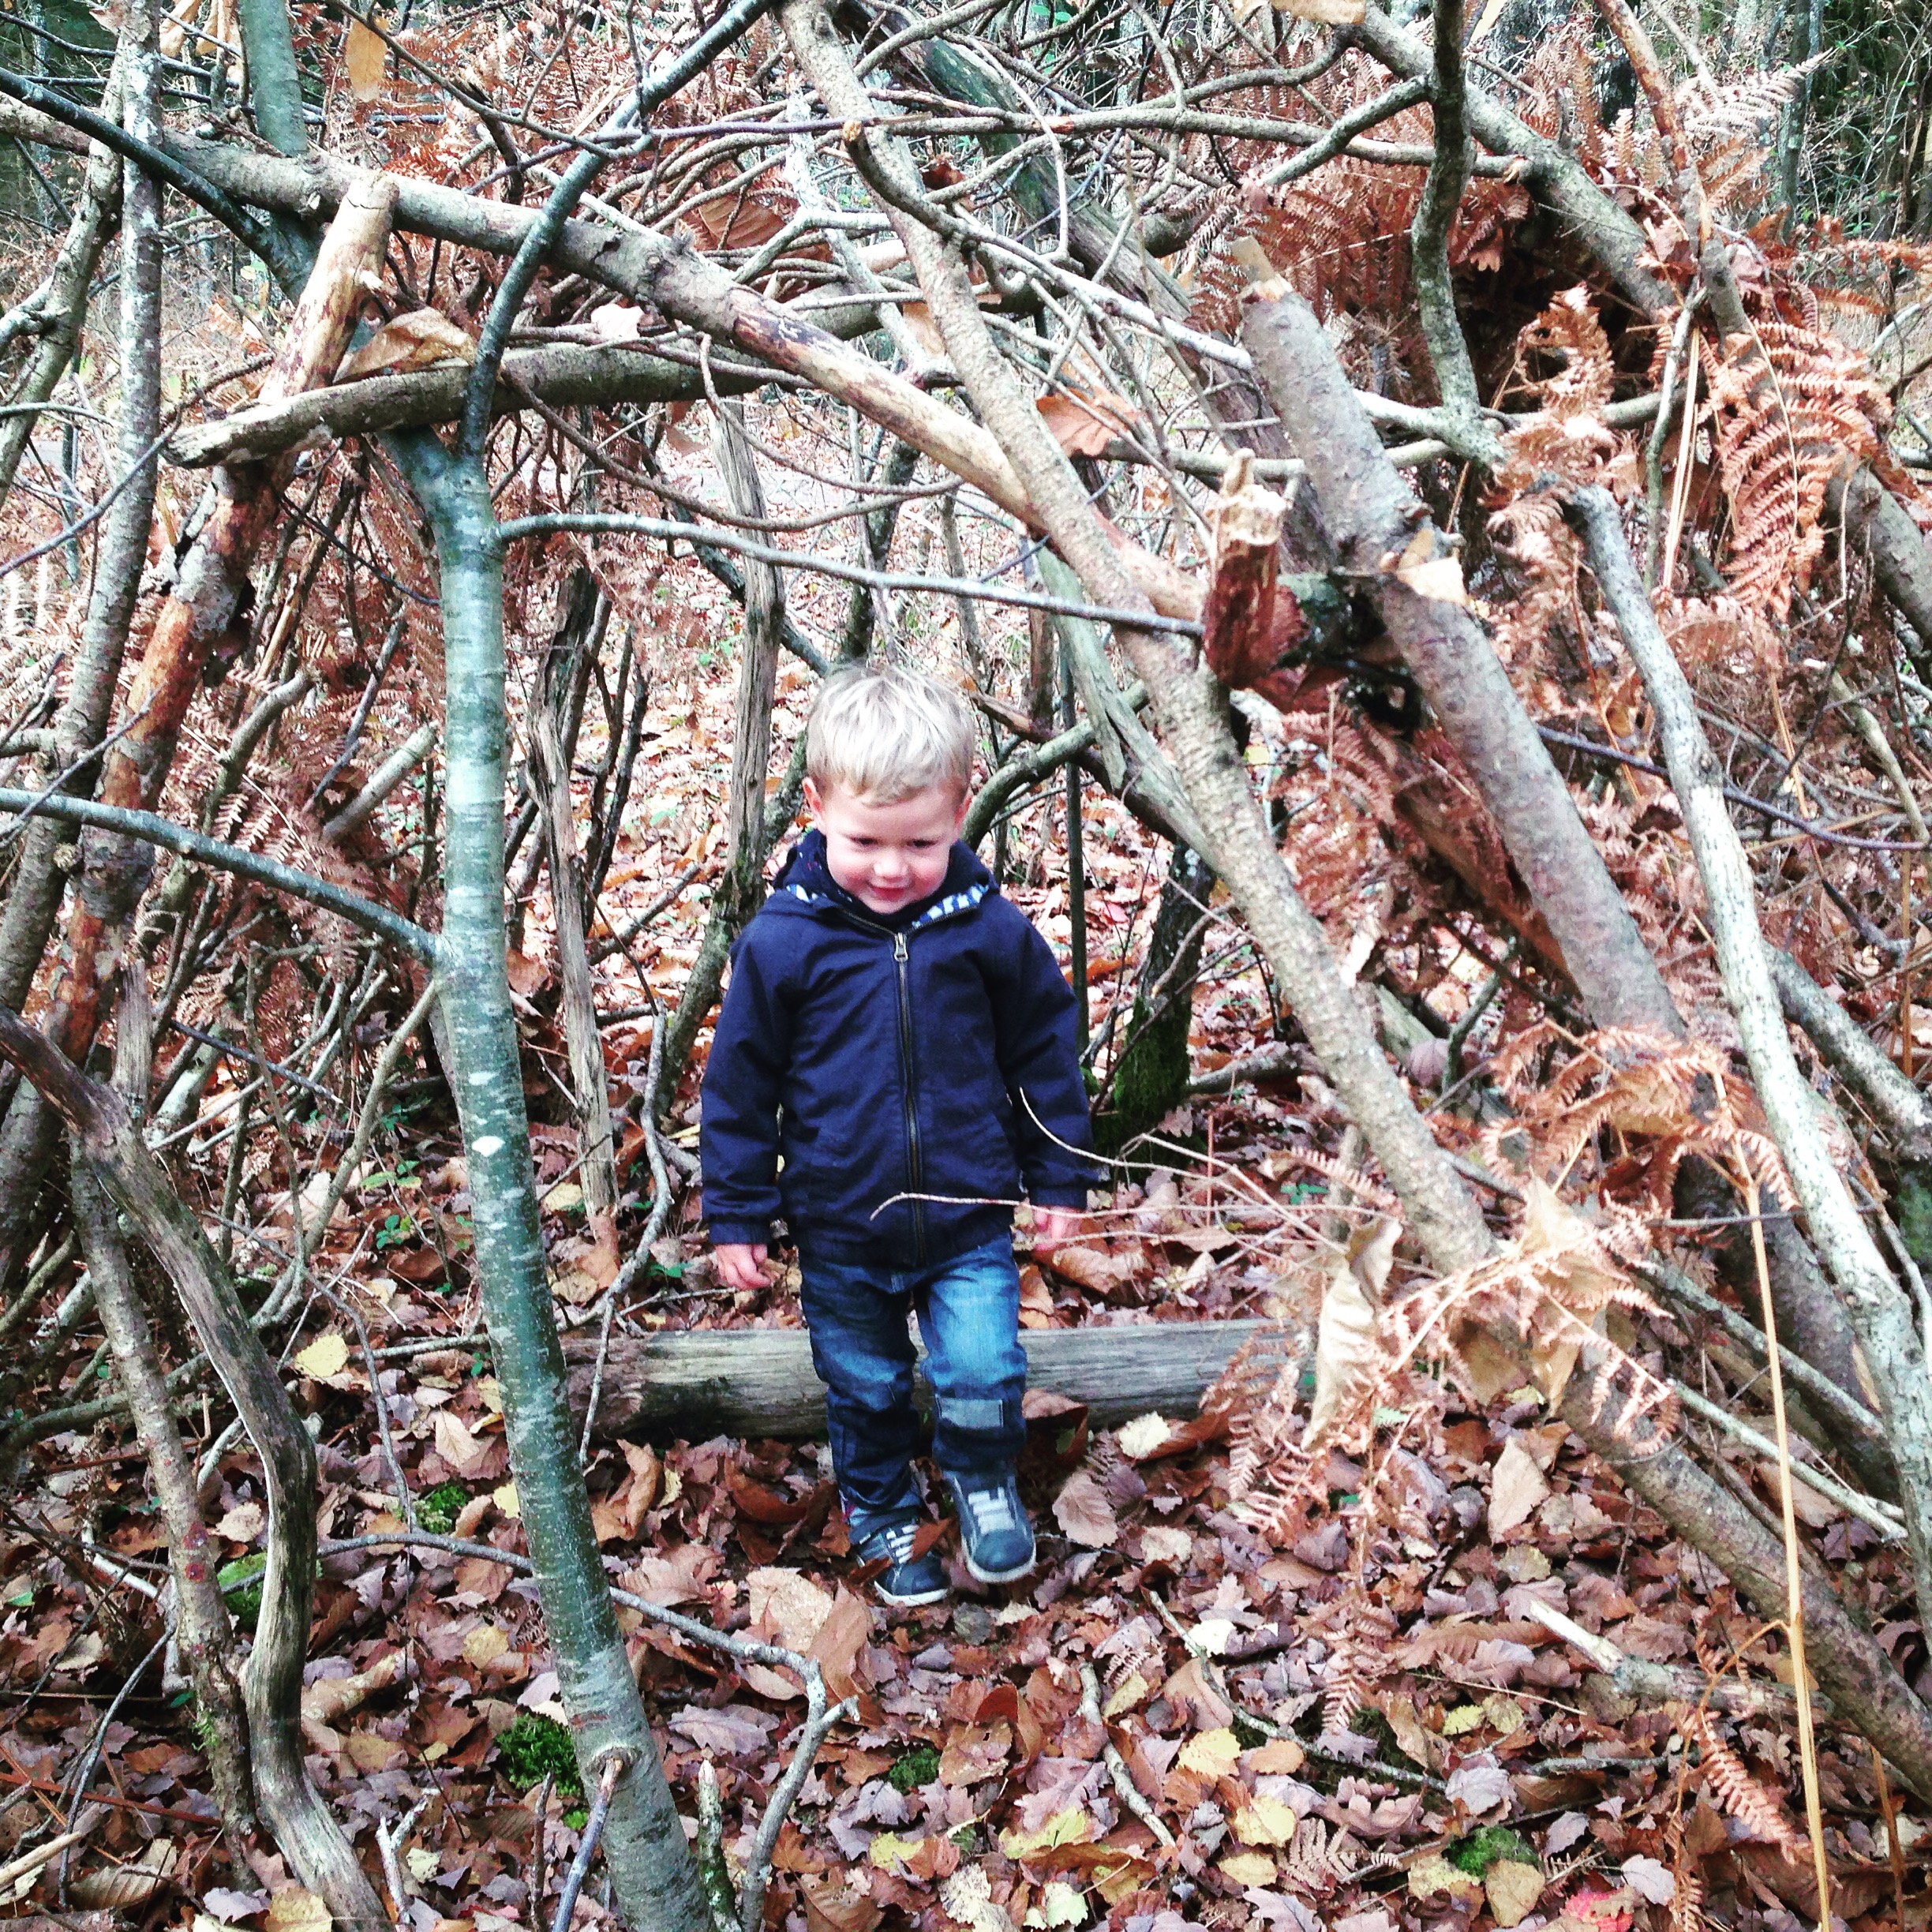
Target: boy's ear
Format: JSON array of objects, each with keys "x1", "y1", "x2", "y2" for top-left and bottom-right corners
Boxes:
[{"x1": 803, "y1": 776, "x2": 823, "y2": 818}]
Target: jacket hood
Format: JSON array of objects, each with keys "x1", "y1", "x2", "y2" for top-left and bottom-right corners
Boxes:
[{"x1": 767, "y1": 828, "x2": 995, "y2": 930}]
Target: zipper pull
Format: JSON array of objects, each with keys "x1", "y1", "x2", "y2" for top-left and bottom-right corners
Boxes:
[{"x1": 893, "y1": 931, "x2": 908, "y2": 961}]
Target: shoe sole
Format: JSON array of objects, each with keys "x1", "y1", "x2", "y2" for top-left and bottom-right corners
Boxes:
[
  {"x1": 963, "y1": 1551, "x2": 1035, "y2": 1586},
  {"x1": 875, "y1": 1582, "x2": 949, "y2": 1607}
]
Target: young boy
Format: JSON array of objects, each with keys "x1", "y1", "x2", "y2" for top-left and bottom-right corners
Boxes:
[{"x1": 701, "y1": 661, "x2": 1100, "y2": 1605}]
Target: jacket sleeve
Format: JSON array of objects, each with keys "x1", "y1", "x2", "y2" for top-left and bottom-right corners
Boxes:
[
  {"x1": 698, "y1": 925, "x2": 796, "y2": 1246},
  {"x1": 989, "y1": 908, "x2": 1103, "y2": 1208}
]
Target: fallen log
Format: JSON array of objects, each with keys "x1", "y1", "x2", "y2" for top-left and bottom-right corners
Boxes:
[{"x1": 562, "y1": 1318, "x2": 1275, "y2": 1443}]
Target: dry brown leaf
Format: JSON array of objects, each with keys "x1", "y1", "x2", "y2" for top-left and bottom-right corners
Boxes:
[
  {"x1": 1305, "y1": 1216, "x2": 1397, "y2": 1444},
  {"x1": 749, "y1": 1567, "x2": 834, "y2": 1653},
  {"x1": 1488, "y1": 1861, "x2": 1546, "y2": 1927},
  {"x1": 1036, "y1": 389, "x2": 1139, "y2": 458},
  {"x1": 1040, "y1": 1239, "x2": 1141, "y2": 1294},
  {"x1": 1390, "y1": 526, "x2": 1470, "y2": 605},
  {"x1": 69, "y1": 1841, "x2": 173, "y2": 1911},
  {"x1": 1271, "y1": 0, "x2": 1365, "y2": 20},
  {"x1": 1755, "y1": 1458, "x2": 1842, "y2": 1526},
  {"x1": 433, "y1": 1409, "x2": 494, "y2": 1480},
  {"x1": 1051, "y1": 1468, "x2": 1119, "y2": 1548},
  {"x1": 807, "y1": 1588, "x2": 871, "y2": 1703},
  {"x1": 1488, "y1": 1438, "x2": 1551, "y2": 1537},
  {"x1": 1138, "y1": 1524, "x2": 1193, "y2": 1567},
  {"x1": 337, "y1": 309, "x2": 475, "y2": 383},
  {"x1": 344, "y1": 15, "x2": 387, "y2": 100},
  {"x1": 801, "y1": 1874, "x2": 883, "y2": 1932},
  {"x1": 267, "y1": 1889, "x2": 332, "y2": 1932}
]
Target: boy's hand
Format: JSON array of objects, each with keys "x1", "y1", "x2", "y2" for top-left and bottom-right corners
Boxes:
[
  {"x1": 1032, "y1": 1205, "x2": 1083, "y2": 1249},
  {"x1": 713, "y1": 1241, "x2": 775, "y2": 1292}
]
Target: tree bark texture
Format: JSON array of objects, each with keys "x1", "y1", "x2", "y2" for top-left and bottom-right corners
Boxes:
[
  {"x1": 395, "y1": 432, "x2": 709, "y2": 1932},
  {"x1": 564, "y1": 1319, "x2": 1274, "y2": 1443},
  {"x1": 50, "y1": 175, "x2": 399, "y2": 1066},
  {"x1": 0, "y1": 1012, "x2": 385, "y2": 1928},
  {"x1": 69, "y1": 1149, "x2": 254, "y2": 1840},
  {"x1": 0, "y1": 69, "x2": 122, "y2": 513},
  {"x1": 1567, "y1": 484, "x2": 1932, "y2": 1629}
]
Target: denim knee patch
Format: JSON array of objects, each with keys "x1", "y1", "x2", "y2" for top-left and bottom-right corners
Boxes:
[{"x1": 937, "y1": 1395, "x2": 1008, "y2": 1434}]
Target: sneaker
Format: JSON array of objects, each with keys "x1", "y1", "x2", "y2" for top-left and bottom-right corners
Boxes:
[
  {"x1": 855, "y1": 1517, "x2": 949, "y2": 1608},
  {"x1": 945, "y1": 1470, "x2": 1035, "y2": 1585}
]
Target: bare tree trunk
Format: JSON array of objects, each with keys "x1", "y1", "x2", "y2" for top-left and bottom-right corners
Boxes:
[
  {"x1": 0, "y1": 1013, "x2": 386, "y2": 1929},
  {"x1": 0, "y1": 72, "x2": 122, "y2": 514},
  {"x1": 396, "y1": 432, "x2": 708, "y2": 1932},
  {"x1": 656, "y1": 402, "x2": 788, "y2": 1114},
  {"x1": 69, "y1": 1148, "x2": 253, "y2": 1841},
  {"x1": 530, "y1": 580, "x2": 620, "y2": 1221}
]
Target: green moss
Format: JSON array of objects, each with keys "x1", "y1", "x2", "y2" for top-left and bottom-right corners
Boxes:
[
  {"x1": 1230, "y1": 1709, "x2": 1273, "y2": 1750},
  {"x1": 1093, "y1": 847, "x2": 1213, "y2": 1158},
  {"x1": 1448, "y1": 1826, "x2": 1539, "y2": 1877},
  {"x1": 1899, "y1": 1166, "x2": 1932, "y2": 1268},
  {"x1": 217, "y1": 1553, "x2": 267, "y2": 1631},
  {"x1": 497, "y1": 1713, "x2": 582, "y2": 1795},
  {"x1": 889, "y1": 1743, "x2": 941, "y2": 1793},
  {"x1": 416, "y1": 1481, "x2": 470, "y2": 1535}
]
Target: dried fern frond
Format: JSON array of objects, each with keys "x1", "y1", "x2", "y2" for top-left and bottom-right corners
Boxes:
[
  {"x1": 1278, "y1": 1818, "x2": 1361, "y2": 1896},
  {"x1": 1705, "y1": 316, "x2": 1887, "y2": 622},
  {"x1": 1677, "y1": 62, "x2": 1820, "y2": 146},
  {"x1": 1687, "y1": 1707, "x2": 1803, "y2": 1852}
]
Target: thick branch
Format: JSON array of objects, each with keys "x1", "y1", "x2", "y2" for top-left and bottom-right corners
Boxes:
[
  {"x1": 1567, "y1": 484, "x2": 1932, "y2": 1630},
  {"x1": 1240, "y1": 279, "x2": 1683, "y2": 1038},
  {"x1": 0, "y1": 1013, "x2": 385, "y2": 1926}
]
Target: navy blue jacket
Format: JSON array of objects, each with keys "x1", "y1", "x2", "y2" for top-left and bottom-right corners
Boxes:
[{"x1": 700, "y1": 831, "x2": 1100, "y2": 1268}]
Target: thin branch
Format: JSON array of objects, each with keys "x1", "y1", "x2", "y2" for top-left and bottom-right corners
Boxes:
[{"x1": 0, "y1": 788, "x2": 439, "y2": 959}]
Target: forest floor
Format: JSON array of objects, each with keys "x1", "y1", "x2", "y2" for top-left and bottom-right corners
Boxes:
[{"x1": 0, "y1": 451, "x2": 1921, "y2": 1932}]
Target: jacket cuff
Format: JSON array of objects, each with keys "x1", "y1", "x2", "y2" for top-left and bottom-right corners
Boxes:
[
  {"x1": 706, "y1": 1216, "x2": 775, "y2": 1247},
  {"x1": 1029, "y1": 1183, "x2": 1093, "y2": 1210}
]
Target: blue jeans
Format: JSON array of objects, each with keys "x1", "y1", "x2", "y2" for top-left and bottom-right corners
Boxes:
[{"x1": 799, "y1": 1236, "x2": 1028, "y2": 1541}]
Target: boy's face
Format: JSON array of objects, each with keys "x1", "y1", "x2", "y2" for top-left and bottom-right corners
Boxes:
[{"x1": 804, "y1": 778, "x2": 968, "y2": 917}]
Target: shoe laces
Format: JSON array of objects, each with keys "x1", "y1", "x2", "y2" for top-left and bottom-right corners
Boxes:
[
  {"x1": 872, "y1": 1521, "x2": 920, "y2": 1566},
  {"x1": 962, "y1": 1485, "x2": 1019, "y2": 1533}
]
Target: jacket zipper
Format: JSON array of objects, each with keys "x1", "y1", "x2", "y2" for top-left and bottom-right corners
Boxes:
[{"x1": 892, "y1": 929, "x2": 926, "y2": 1264}]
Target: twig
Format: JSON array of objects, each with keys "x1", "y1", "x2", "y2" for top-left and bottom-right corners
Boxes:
[
  {"x1": 0, "y1": 787, "x2": 440, "y2": 956},
  {"x1": 1640, "y1": 1259, "x2": 1887, "y2": 1447},
  {"x1": 581, "y1": 994, "x2": 670, "y2": 1462},
  {"x1": 376, "y1": 1795, "x2": 432, "y2": 1919},
  {"x1": 696, "y1": 1762, "x2": 739, "y2": 1932},
  {"x1": 1671, "y1": 1379, "x2": 1904, "y2": 1540},
  {"x1": 551, "y1": 1750, "x2": 627, "y2": 1932},
  {"x1": 1079, "y1": 1662, "x2": 1175, "y2": 1846},
  {"x1": 1443, "y1": 936, "x2": 1518, "y2": 1089},
  {"x1": 740, "y1": 1677, "x2": 854, "y2": 1932}
]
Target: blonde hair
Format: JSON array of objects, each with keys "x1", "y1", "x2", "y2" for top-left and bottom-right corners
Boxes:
[{"x1": 805, "y1": 661, "x2": 975, "y2": 802}]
